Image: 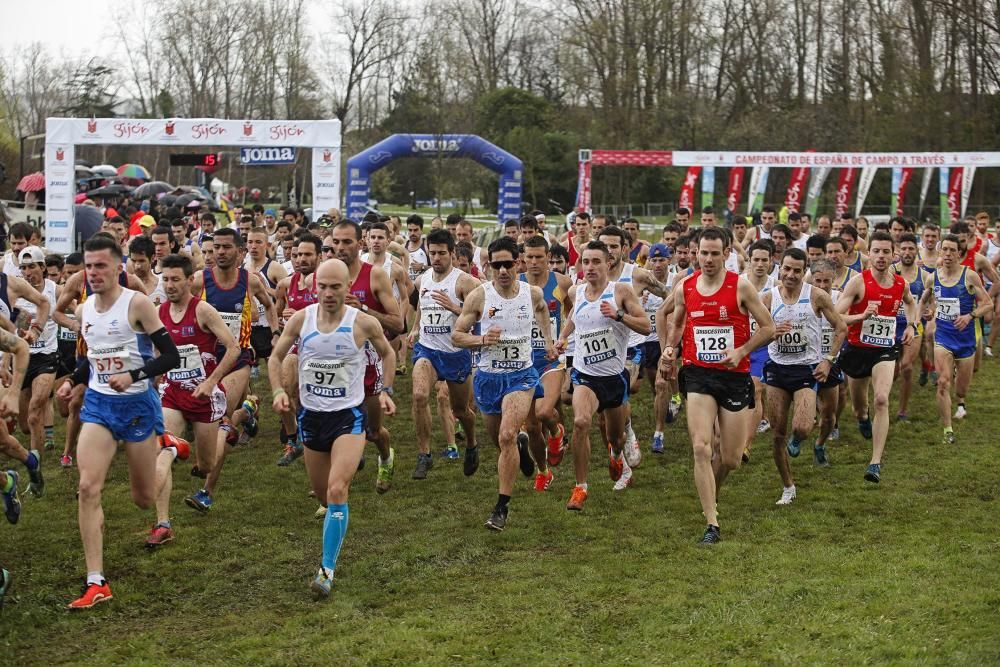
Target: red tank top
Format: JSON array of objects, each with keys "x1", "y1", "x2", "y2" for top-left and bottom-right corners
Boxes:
[
  {"x1": 568, "y1": 232, "x2": 581, "y2": 267},
  {"x1": 846, "y1": 269, "x2": 906, "y2": 348},
  {"x1": 350, "y1": 262, "x2": 387, "y2": 314},
  {"x1": 681, "y1": 271, "x2": 750, "y2": 373},
  {"x1": 159, "y1": 297, "x2": 219, "y2": 389},
  {"x1": 287, "y1": 271, "x2": 318, "y2": 311}
]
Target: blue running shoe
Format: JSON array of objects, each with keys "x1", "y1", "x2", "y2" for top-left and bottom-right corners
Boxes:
[
  {"x1": 786, "y1": 436, "x2": 801, "y2": 458},
  {"x1": 858, "y1": 419, "x2": 873, "y2": 440},
  {"x1": 830, "y1": 426, "x2": 840, "y2": 441},
  {"x1": 814, "y1": 444, "x2": 830, "y2": 467},
  {"x1": 441, "y1": 445, "x2": 460, "y2": 460},
  {"x1": 311, "y1": 569, "x2": 333, "y2": 600},
  {"x1": 651, "y1": 433, "x2": 664, "y2": 454},
  {"x1": 25, "y1": 450, "x2": 44, "y2": 497},
  {"x1": 2, "y1": 470, "x2": 20, "y2": 525},
  {"x1": 864, "y1": 463, "x2": 881, "y2": 484},
  {"x1": 242, "y1": 397, "x2": 259, "y2": 438},
  {"x1": 185, "y1": 489, "x2": 213, "y2": 513}
]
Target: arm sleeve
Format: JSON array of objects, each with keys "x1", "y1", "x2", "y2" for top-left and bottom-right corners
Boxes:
[
  {"x1": 129, "y1": 327, "x2": 180, "y2": 382},
  {"x1": 409, "y1": 288, "x2": 419, "y2": 308},
  {"x1": 71, "y1": 357, "x2": 90, "y2": 386}
]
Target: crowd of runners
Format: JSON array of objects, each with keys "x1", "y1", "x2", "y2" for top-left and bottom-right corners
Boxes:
[{"x1": 1, "y1": 203, "x2": 996, "y2": 606}]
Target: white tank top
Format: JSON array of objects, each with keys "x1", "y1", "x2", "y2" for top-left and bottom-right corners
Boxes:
[
  {"x1": 3, "y1": 253, "x2": 21, "y2": 279},
  {"x1": 17, "y1": 279, "x2": 57, "y2": 355},
  {"x1": 407, "y1": 244, "x2": 428, "y2": 282},
  {"x1": 363, "y1": 253, "x2": 399, "y2": 299},
  {"x1": 245, "y1": 258, "x2": 274, "y2": 328},
  {"x1": 572, "y1": 282, "x2": 630, "y2": 376},
  {"x1": 745, "y1": 274, "x2": 776, "y2": 338},
  {"x1": 83, "y1": 288, "x2": 152, "y2": 395},
  {"x1": 767, "y1": 282, "x2": 822, "y2": 365},
  {"x1": 820, "y1": 289, "x2": 841, "y2": 356},
  {"x1": 725, "y1": 249, "x2": 741, "y2": 273},
  {"x1": 148, "y1": 275, "x2": 167, "y2": 307},
  {"x1": 477, "y1": 281, "x2": 533, "y2": 373},
  {"x1": 639, "y1": 291, "x2": 663, "y2": 344},
  {"x1": 297, "y1": 305, "x2": 365, "y2": 412},
  {"x1": 418, "y1": 267, "x2": 462, "y2": 353}
]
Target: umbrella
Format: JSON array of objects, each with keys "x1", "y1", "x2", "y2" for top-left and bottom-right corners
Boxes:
[
  {"x1": 87, "y1": 183, "x2": 133, "y2": 196},
  {"x1": 74, "y1": 158, "x2": 93, "y2": 168},
  {"x1": 175, "y1": 192, "x2": 208, "y2": 208},
  {"x1": 91, "y1": 164, "x2": 117, "y2": 177},
  {"x1": 75, "y1": 193, "x2": 88, "y2": 204},
  {"x1": 133, "y1": 181, "x2": 174, "y2": 198},
  {"x1": 117, "y1": 164, "x2": 151, "y2": 181},
  {"x1": 16, "y1": 172, "x2": 46, "y2": 192},
  {"x1": 75, "y1": 164, "x2": 92, "y2": 175},
  {"x1": 74, "y1": 205, "x2": 105, "y2": 245},
  {"x1": 158, "y1": 194, "x2": 179, "y2": 206}
]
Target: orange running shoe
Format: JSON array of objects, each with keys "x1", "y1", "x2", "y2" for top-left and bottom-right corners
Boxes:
[
  {"x1": 546, "y1": 423, "x2": 566, "y2": 466},
  {"x1": 533, "y1": 468, "x2": 554, "y2": 492},
  {"x1": 68, "y1": 581, "x2": 113, "y2": 610},
  {"x1": 608, "y1": 443, "x2": 623, "y2": 482},
  {"x1": 159, "y1": 432, "x2": 190, "y2": 461},
  {"x1": 566, "y1": 485, "x2": 588, "y2": 511}
]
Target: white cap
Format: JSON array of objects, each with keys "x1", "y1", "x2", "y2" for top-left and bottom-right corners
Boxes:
[{"x1": 18, "y1": 246, "x2": 45, "y2": 266}]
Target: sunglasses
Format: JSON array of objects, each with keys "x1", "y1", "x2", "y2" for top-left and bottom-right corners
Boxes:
[
  {"x1": 322, "y1": 246, "x2": 335, "y2": 253},
  {"x1": 490, "y1": 260, "x2": 515, "y2": 270}
]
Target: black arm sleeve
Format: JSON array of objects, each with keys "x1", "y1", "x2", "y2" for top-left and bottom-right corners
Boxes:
[
  {"x1": 129, "y1": 327, "x2": 180, "y2": 382},
  {"x1": 409, "y1": 287, "x2": 419, "y2": 309},
  {"x1": 71, "y1": 357, "x2": 90, "y2": 386}
]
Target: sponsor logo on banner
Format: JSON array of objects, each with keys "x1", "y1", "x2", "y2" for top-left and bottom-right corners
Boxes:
[
  {"x1": 679, "y1": 166, "x2": 701, "y2": 210},
  {"x1": 895, "y1": 168, "x2": 914, "y2": 216},
  {"x1": 165, "y1": 120, "x2": 175, "y2": 136},
  {"x1": 785, "y1": 165, "x2": 810, "y2": 213},
  {"x1": 412, "y1": 138, "x2": 460, "y2": 153},
  {"x1": 191, "y1": 123, "x2": 227, "y2": 140},
  {"x1": 240, "y1": 147, "x2": 297, "y2": 165},
  {"x1": 48, "y1": 236, "x2": 69, "y2": 244},
  {"x1": 269, "y1": 124, "x2": 304, "y2": 141},
  {"x1": 947, "y1": 168, "x2": 963, "y2": 222},
  {"x1": 113, "y1": 121, "x2": 150, "y2": 139},
  {"x1": 55, "y1": 148, "x2": 65, "y2": 161},
  {"x1": 349, "y1": 180, "x2": 367, "y2": 187},
  {"x1": 87, "y1": 119, "x2": 97, "y2": 134},
  {"x1": 49, "y1": 220, "x2": 69, "y2": 228},
  {"x1": 243, "y1": 122, "x2": 253, "y2": 137},
  {"x1": 727, "y1": 167, "x2": 744, "y2": 212},
  {"x1": 322, "y1": 149, "x2": 332, "y2": 162},
  {"x1": 834, "y1": 168, "x2": 857, "y2": 217}
]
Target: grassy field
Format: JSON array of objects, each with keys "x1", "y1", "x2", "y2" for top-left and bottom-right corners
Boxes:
[{"x1": 1, "y1": 359, "x2": 999, "y2": 665}]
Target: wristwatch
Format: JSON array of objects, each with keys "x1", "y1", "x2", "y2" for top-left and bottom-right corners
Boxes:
[
  {"x1": 382, "y1": 386, "x2": 394, "y2": 396},
  {"x1": 824, "y1": 353, "x2": 839, "y2": 364},
  {"x1": 615, "y1": 308, "x2": 625, "y2": 322},
  {"x1": 361, "y1": 304, "x2": 370, "y2": 313}
]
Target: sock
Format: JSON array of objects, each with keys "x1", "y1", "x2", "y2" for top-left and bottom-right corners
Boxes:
[
  {"x1": 86, "y1": 572, "x2": 105, "y2": 586},
  {"x1": 157, "y1": 520, "x2": 171, "y2": 529},
  {"x1": 379, "y1": 450, "x2": 393, "y2": 466},
  {"x1": 25, "y1": 451, "x2": 39, "y2": 471},
  {"x1": 496, "y1": 494, "x2": 511, "y2": 512},
  {"x1": 220, "y1": 421, "x2": 234, "y2": 434},
  {"x1": 1, "y1": 471, "x2": 12, "y2": 493},
  {"x1": 287, "y1": 431, "x2": 298, "y2": 446},
  {"x1": 321, "y1": 503, "x2": 349, "y2": 575},
  {"x1": 944, "y1": 426, "x2": 954, "y2": 433},
  {"x1": 654, "y1": 431, "x2": 663, "y2": 438},
  {"x1": 958, "y1": 402, "x2": 966, "y2": 409},
  {"x1": 163, "y1": 447, "x2": 178, "y2": 463},
  {"x1": 671, "y1": 393, "x2": 681, "y2": 403},
  {"x1": 576, "y1": 483, "x2": 588, "y2": 492},
  {"x1": 790, "y1": 435, "x2": 802, "y2": 448},
  {"x1": 45, "y1": 425, "x2": 54, "y2": 442}
]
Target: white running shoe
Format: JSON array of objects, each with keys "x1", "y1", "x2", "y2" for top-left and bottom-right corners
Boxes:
[
  {"x1": 613, "y1": 458, "x2": 633, "y2": 491},
  {"x1": 757, "y1": 419, "x2": 771, "y2": 434},
  {"x1": 954, "y1": 405, "x2": 967, "y2": 420},
  {"x1": 986, "y1": 346, "x2": 993, "y2": 358},
  {"x1": 775, "y1": 486, "x2": 796, "y2": 505},
  {"x1": 623, "y1": 423, "x2": 641, "y2": 468}
]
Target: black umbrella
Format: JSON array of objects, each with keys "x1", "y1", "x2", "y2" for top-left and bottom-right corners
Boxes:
[
  {"x1": 134, "y1": 181, "x2": 174, "y2": 198},
  {"x1": 87, "y1": 183, "x2": 133, "y2": 196},
  {"x1": 73, "y1": 205, "x2": 104, "y2": 247},
  {"x1": 158, "y1": 194, "x2": 179, "y2": 206},
  {"x1": 174, "y1": 192, "x2": 207, "y2": 208}
]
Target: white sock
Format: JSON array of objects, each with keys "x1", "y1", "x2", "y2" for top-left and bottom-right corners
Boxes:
[
  {"x1": 86, "y1": 572, "x2": 104, "y2": 586},
  {"x1": 576, "y1": 483, "x2": 588, "y2": 492},
  {"x1": 654, "y1": 431, "x2": 663, "y2": 438}
]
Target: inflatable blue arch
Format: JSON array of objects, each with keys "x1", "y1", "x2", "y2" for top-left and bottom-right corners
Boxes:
[{"x1": 345, "y1": 134, "x2": 523, "y2": 223}]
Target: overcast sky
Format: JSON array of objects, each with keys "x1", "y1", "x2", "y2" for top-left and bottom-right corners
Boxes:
[{"x1": 5, "y1": 0, "x2": 115, "y2": 54}]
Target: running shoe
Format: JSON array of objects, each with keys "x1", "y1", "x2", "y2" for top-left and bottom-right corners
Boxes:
[
  {"x1": 242, "y1": 397, "x2": 260, "y2": 438},
  {"x1": 144, "y1": 524, "x2": 174, "y2": 548},
  {"x1": 698, "y1": 525, "x2": 721, "y2": 545},
  {"x1": 2, "y1": 471, "x2": 20, "y2": 525},
  {"x1": 185, "y1": 489, "x2": 213, "y2": 513},
  {"x1": 484, "y1": 506, "x2": 508, "y2": 532},
  {"x1": 376, "y1": 448, "x2": 395, "y2": 494},
  {"x1": 864, "y1": 463, "x2": 881, "y2": 484},
  {"x1": 463, "y1": 447, "x2": 479, "y2": 477},
  {"x1": 517, "y1": 432, "x2": 534, "y2": 477},
  {"x1": 314, "y1": 505, "x2": 326, "y2": 520},
  {"x1": 918, "y1": 368, "x2": 928, "y2": 386},
  {"x1": 566, "y1": 485, "x2": 588, "y2": 511},
  {"x1": 742, "y1": 446, "x2": 751, "y2": 463},
  {"x1": 68, "y1": 581, "x2": 113, "y2": 610},
  {"x1": 954, "y1": 405, "x2": 967, "y2": 420},
  {"x1": 547, "y1": 423, "x2": 566, "y2": 466},
  {"x1": 0, "y1": 568, "x2": 9, "y2": 610},
  {"x1": 455, "y1": 421, "x2": 465, "y2": 443},
  {"x1": 277, "y1": 443, "x2": 304, "y2": 467},
  {"x1": 395, "y1": 363, "x2": 407, "y2": 377},
  {"x1": 986, "y1": 346, "x2": 994, "y2": 358},
  {"x1": 943, "y1": 429, "x2": 956, "y2": 445},
  {"x1": 929, "y1": 371, "x2": 939, "y2": 386},
  {"x1": 775, "y1": 486, "x2": 796, "y2": 505},
  {"x1": 412, "y1": 453, "x2": 433, "y2": 480},
  {"x1": 441, "y1": 445, "x2": 460, "y2": 460},
  {"x1": 534, "y1": 468, "x2": 554, "y2": 492},
  {"x1": 858, "y1": 419, "x2": 873, "y2": 440},
  {"x1": 757, "y1": 419, "x2": 771, "y2": 434},
  {"x1": 160, "y1": 432, "x2": 191, "y2": 461},
  {"x1": 830, "y1": 426, "x2": 840, "y2": 441},
  {"x1": 613, "y1": 459, "x2": 633, "y2": 491},
  {"x1": 623, "y1": 423, "x2": 641, "y2": 468},
  {"x1": 60, "y1": 454, "x2": 73, "y2": 468},
  {"x1": 666, "y1": 400, "x2": 680, "y2": 423},
  {"x1": 896, "y1": 412, "x2": 909, "y2": 422},
  {"x1": 607, "y1": 444, "x2": 623, "y2": 482},
  {"x1": 814, "y1": 444, "x2": 830, "y2": 467},
  {"x1": 250, "y1": 365, "x2": 260, "y2": 380},
  {"x1": 191, "y1": 465, "x2": 207, "y2": 478},
  {"x1": 311, "y1": 569, "x2": 333, "y2": 600},
  {"x1": 786, "y1": 436, "x2": 801, "y2": 458},
  {"x1": 651, "y1": 432, "x2": 664, "y2": 454},
  {"x1": 25, "y1": 449, "x2": 44, "y2": 497},
  {"x1": 44, "y1": 438, "x2": 55, "y2": 451}
]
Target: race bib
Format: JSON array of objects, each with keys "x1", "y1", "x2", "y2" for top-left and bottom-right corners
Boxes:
[
  {"x1": 88, "y1": 344, "x2": 130, "y2": 384},
  {"x1": 693, "y1": 326, "x2": 734, "y2": 363},
  {"x1": 168, "y1": 344, "x2": 206, "y2": 383},
  {"x1": 775, "y1": 322, "x2": 808, "y2": 355},
  {"x1": 578, "y1": 327, "x2": 618, "y2": 366},
  {"x1": 302, "y1": 358, "x2": 351, "y2": 398},
  {"x1": 860, "y1": 315, "x2": 896, "y2": 347},
  {"x1": 421, "y1": 306, "x2": 455, "y2": 336},
  {"x1": 935, "y1": 297, "x2": 960, "y2": 323},
  {"x1": 530, "y1": 316, "x2": 557, "y2": 350},
  {"x1": 219, "y1": 311, "x2": 243, "y2": 339},
  {"x1": 58, "y1": 316, "x2": 78, "y2": 342},
  {"x1": 749, "y1": 316, "x2": 759, "y2": 336},
  {"x1": 821, "y1": 326, "x2": 834, "y2": 355},
  {"x1": 482, "y1": 334, "x2": 531, "y2": 370}
]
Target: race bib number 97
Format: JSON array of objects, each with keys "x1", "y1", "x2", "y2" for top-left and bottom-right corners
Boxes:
[{"x1": 302, "y1": 359, "x2": 351, "y2": 398}]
